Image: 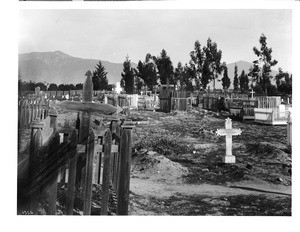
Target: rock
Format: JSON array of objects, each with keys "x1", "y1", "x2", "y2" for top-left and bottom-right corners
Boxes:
[
  {"x1": 147, "y1": 151, "x2": 157, "y2": 156},
  {"x1": 276, "y1": 177, "x2": 283, "y2": 182},
  {"x1": 138, "y1": 148, "x2": 148, "y2": 155},
  {"x1": 246, "y1": 163, "x2": 253, "y2": 170},
  {"x1": 202, "y1": 168, "x2": 209, "y2": 172}
]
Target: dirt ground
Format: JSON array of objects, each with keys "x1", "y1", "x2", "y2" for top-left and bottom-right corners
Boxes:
[
  {"x1": 127, "y1": 108, "x2": 291, "y2": 216},
  {"x1": 18, "y1": 106, "x2": 291, "y2": 216}
]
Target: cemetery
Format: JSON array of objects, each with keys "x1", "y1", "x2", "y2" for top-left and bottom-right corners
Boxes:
[
  {"x1": 16, "y1": 23, "x2": 293, "y2": 215},
  {"x1": 18, "y1": 70, "x2": 292, "y2": 216}
]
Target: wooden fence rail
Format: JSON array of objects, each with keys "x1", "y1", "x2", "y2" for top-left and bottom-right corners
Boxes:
[
  {"x1": 18, "y1": 110, "x2": 134, "y2": 215},
  {"x1": 18, "y1": 98, "x2": 50, "y2": 129}
]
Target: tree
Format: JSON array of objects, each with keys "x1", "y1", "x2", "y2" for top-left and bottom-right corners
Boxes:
[
  {"x1": 35, "y1": 82, "x2": 47, "y2": 91},
  {"x1": 58, "y1": 84, "x2": 67, "y2": 91},
  {"x1": 48, "y1": 83, "x2": 58, "y2": 91},
  {"x1": 75, "y1": 83, "x2": 83, "y2": 90},
  {"x1": 92, "y1": 61, "x2": 108, "y2": 91},
  {"x1": 174, "y1": 62, "x2": 185, "y2": 88},
  {"x1": 239, "y1": 70, "x2": 249, "y2": 92},
  {"x1": 134, "y1": 76, "x2": 144, "y2": 93},
  {"x1": 182, "y1": 64, "x2": 195, "y2": 92},
  {"x1": 221, "y1": 64, "x2": 230, "y2": 90},
  {"x1": 121, "y1": 55, "x2": 135, "y2": 94},
  {"x1": 190, "y1": 40, "x2": 205, "y2": 90},
  {"x1": 233, "y1": 63, "x2": 239, "y2": 91},
  {"x1": 107, "y1": 84, "x2": 116, "y2": 91},
  {"x1": 154, "y1": 49, "x2": 174, "y2": 85},
  {"x1": 276, "y1": 68, "x2": 292, "y2": 95},
  {"x1": 275, "y1": 68, "x2": 290, "y2": 89},
  {"x1": 135, "y1": 54, "x2": 157, "y2": 91},
  {"x1": 249, "y1": 34, "x2": 278, "y2": 94},
  {"x1": 202, "y1": 38, "x2": 223, "y2": 90}
]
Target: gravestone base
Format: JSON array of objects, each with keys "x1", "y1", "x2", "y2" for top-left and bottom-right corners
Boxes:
[{"x1": 222, "y1": 155, "x2": 236, "y2": 163}]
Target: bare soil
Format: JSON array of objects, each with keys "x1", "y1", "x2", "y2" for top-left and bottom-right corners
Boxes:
[{"x1": 128, "y1": 108, "x2": 291, "y2": 216}]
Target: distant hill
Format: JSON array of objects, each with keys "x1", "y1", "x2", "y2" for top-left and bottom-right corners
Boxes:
[
  {"x1": 19, "y1": 51, "x2": 278, "y2": 89},
  {"x1": 18, "y1": 51, "x2": 137, "y2": 85}
]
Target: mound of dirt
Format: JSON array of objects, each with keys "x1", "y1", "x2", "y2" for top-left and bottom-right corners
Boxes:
[{"x1": 131, "y1": 150, "x2": 189, "y2": 183}]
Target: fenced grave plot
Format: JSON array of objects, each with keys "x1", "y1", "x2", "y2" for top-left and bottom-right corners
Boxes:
[
  {"x1": 18, "y1": 71, "x2": 135, "y2": 215},
  {"x1": 18, "y1": 97, "x2": 51, "y2": 129},
  {"x1": 17, "y1": 112, "x2": 134, "y2": 215}
]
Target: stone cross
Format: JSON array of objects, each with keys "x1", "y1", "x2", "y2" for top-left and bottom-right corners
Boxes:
[
  {"x1": 250, "y1": 89, "x2": 255, "y2": 99},
  {"x1": 216, "y1": 118, "x2": 242, "y2": 163}
]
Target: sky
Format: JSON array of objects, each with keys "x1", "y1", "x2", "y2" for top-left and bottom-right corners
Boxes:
[{"x1": 19, "y1": 9, "x2": 292, "y2": 71}]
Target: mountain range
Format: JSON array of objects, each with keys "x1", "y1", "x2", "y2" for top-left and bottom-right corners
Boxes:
[{"x1": 18, "y1": 51, "x2": 278, "y2": 88}]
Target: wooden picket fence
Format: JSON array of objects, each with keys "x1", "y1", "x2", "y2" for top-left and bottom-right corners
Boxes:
[
  {"x1": 256, "y1": 96, "x2": 281, "y2": 109},
  {"x1": 18, "y1": 110, "x2": 134, "y2": 215},
  {"x1": 202, "y1": 96, "x2": 220, "y2": 112},
  {"x1": 171, "y1": 90, "x2": 189, "y2": 111},
  {"x1": 18, "y1": 98, "x2": 50, "y2": 129}
]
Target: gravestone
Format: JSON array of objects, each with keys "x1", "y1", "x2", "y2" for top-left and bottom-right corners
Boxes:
[
  {"x1": 35, "y1": 86, "x2": 40, "y2": 95},
  {"x1": 216, "y1": 118, "x2": 242, "y2": 163}
]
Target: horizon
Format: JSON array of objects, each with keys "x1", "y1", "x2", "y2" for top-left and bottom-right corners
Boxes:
[
  {"x1": 19, "y1": 50, "x2": 264, "y2": 69},
  {"x1": 19, "y1": 9, "x2": 292, "y2": 72}
]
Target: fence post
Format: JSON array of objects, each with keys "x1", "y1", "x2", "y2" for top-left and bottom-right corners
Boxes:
[
  {"x1": 78, "y1": 111, "x2": 90, "y2": 190},
  {"x1": 20, "y1": 100, "x2": 26, "y2": 129},
  {"x1": 28, "y1": 121, "x2": 44, "y2": 214},
  {"x1": 66, "y1": 129, "x2": 78, "y2": 215},
  {"x1": 117, "y1": 122, "x2": 134, "y2": 215},
  {"x1": 287, "y1": 111, "x2": 292, "y2": 147},
  {"x1": 110, "y1": 119, "x2": 120, "y2": 192},
  {"x1": 101, "y1": 130, "x2": 112, "y2": 215},
  {"x1": 47, "y1": 108, "x2": 59, "y2": 215},
  {"x1": 83, "y1": 130, "x2": 95, "y2": 215}
]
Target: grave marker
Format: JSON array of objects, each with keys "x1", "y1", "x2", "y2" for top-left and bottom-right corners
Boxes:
[
  {"x1": 216, "y1": 118, "x2": 242, "y2": 163},
  {"x1": 52, "y1": 70, "x2": 121, "y2": 215},
  {"x1": 250, "y1": 89, "x2": 255, "y2": 99}
]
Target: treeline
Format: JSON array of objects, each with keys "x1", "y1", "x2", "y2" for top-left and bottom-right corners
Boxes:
[
  {"x1": 19, "y1": 34, "x2": 292, "y2": 96},
  {"x1": 18, "y1": 80, "x2": 115, "y2": 92},
  {"x1": 118, "y1": 34, "x2": 292, "y2": 95}
]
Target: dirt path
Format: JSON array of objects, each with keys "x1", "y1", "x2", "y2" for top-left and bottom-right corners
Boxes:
[
  {"x1": 130, "y1": 178, "x2": 291, "y2": 199},
  {"x1": 129, "y1": 176, "x2": 291, "y2": 216}
]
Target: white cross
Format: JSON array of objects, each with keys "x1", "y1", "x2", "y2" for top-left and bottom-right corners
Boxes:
[
  {"x1": 250, "y1": 89, "x2": 255, "y2": 99},
  {"x1": 216, "y1": 118, "x2": 242, "y2": 163}
]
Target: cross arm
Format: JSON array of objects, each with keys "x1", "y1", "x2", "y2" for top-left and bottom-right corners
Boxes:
[{"x1": 53, "y1": 101, "x2": 122, "y2": 115}]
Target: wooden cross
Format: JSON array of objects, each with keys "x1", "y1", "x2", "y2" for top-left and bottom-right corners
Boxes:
[
  {"x1": 55, "y1": 71, "x2": 122, "y2": 115},
  {"x1": 52, "y1": 70, "x2": 121, "y2": 215},
  {"x1": 216, "y1": 118, "x2": 242, "y2": 163},
  {"x1": 250, "y1": 89, "x2": 255, "y2": 99}
]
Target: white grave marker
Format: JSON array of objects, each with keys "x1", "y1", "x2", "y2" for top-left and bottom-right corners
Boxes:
[
  {"x1": 250, "y1": 89, "x2": 255, "y2": 99},
  {"x1": 216, "y1": 118, "x2": 242, "y2": 163}
]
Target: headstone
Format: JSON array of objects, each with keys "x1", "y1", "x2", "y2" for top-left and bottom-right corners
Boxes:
[
  {"x1": 278, "y1": 104, "x2": 286, "y2": 118},
  {"x1": 35, "y1": 86, "x2": 40, "y2": 95},
  {"x1": 216, "y1": 118, "x2": 242, "y2": 163}
]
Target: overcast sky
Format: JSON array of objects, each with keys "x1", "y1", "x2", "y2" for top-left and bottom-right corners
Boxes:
[{"x1": 19, "y1": 9, "x2": 292, "y2": 71}]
